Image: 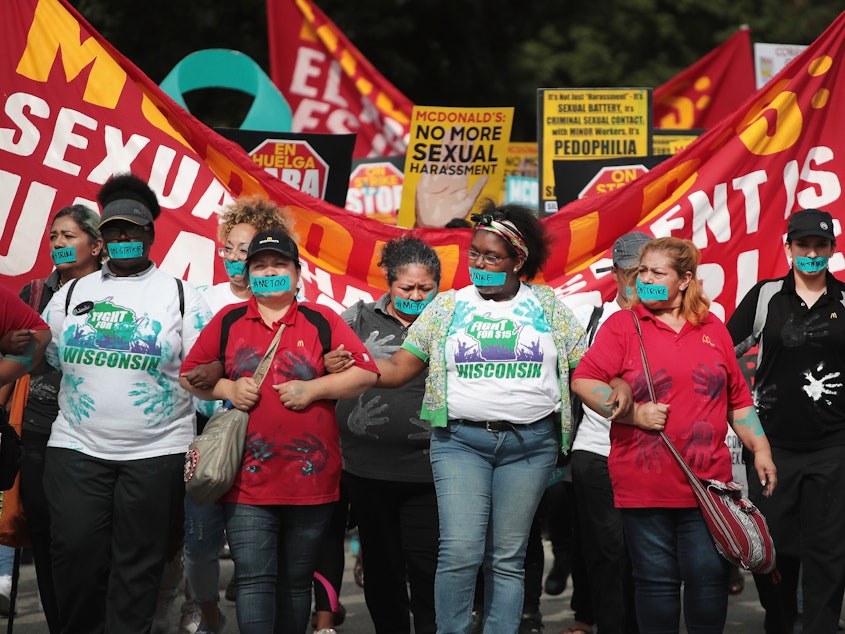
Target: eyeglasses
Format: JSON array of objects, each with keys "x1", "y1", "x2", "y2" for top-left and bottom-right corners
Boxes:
[
  {"x1": 466, "y1": 249, "x2": 510, "y2": 266},
  {"x1": 217, "y1": 245, "x2": 250, "y2": 260},
  {"x1": 101, "y1": 224, "x2": 150, "y2": 241}
]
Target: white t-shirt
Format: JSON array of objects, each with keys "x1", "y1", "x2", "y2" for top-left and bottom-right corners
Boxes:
[
  {"x1": 43, "y1": 265, "x2": 212, "y2": 460},
  {"x1": 571, "y1": 300, "x2": 621, "y2": 457},
  {"x1": 197, "y1": 282, "x2": 246, "y2": 315},
  {"x1": 445, "y1": 284, "x2": 559, "y2": 423}
]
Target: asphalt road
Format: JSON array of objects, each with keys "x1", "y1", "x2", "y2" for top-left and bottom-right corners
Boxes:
[{"x1": 2, "y1": 539, "x2": 773, "y2": 633}]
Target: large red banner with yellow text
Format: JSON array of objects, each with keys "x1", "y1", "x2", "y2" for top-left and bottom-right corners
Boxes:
[
  {"x1": 654, "y1": 27, "x2": 755, "y2": 130},
  {"x1": 266, "y1": 0, "x2": 414, "y2": 159},
  {"x1": 0, "y1": 0, "x2": 465, "y2": 313},
  {"x1": 1, "y1": 0, "x2": 845, "y2": 325}
]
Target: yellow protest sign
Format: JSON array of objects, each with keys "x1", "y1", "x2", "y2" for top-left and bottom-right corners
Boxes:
[
  {"x1": 398, "y1": 106, "x2": 514, "y2": 228},
  {"x1": 538, "y1": 88, "x2": 651, "y2": 213}
]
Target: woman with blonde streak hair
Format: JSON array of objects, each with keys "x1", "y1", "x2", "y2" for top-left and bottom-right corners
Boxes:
[{"x1": 572, "y1": 237, "x2": 776, "y2": 634}]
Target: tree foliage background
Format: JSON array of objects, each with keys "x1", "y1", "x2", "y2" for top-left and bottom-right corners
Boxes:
[{"x1": 68, "y1": 0, "x2": 842, "y2": 141}]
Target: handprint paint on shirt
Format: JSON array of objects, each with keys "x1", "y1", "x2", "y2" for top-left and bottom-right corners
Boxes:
[
  {"x1": 630, "y1": 368, "x2": 672, "y2": 402},
  {"x1": 802, "y1": 361, "x2": 843, "y2": 408},
  {"x1": 781, "y1": 313, "x2": 830, "y2": 348},
  {"x1": 692, "y1": 364, "x2": 727, "y2": 400},
  {"x1": 408, "y1": 416, "x2": 431, "y2": 443},
  {"x1": 63, "y1": 374, "x2": 95, "y2": 426},
  {"x1": 346, "y1": 395, "x2": 389, "y2": 438},
  {"x1": 362, "y1": 330, "x2": 400, "y2": 358},
  {"x1": 242, "y1": 432, "x2": 278, "y2": 473},
  {"x1": 281, "y1": 433, "x2": 329, "y2": 476},
  {"x1": 753, "y1": 383, "x2": 778, "y2": 417},
  {"x1": 272, "y1": 350, "x2": 318, "y2": 383},
  {"x1": 680, "y1": 420, "x2": 715, "y2": 470},
  {"x1": 633, "y1": 431, "x2": 666, "y2": 473}
]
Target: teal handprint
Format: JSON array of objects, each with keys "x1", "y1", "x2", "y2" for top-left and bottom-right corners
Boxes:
[
  {"x1": 129, "y1": 373, "x2": 179, "y2": 426},
  {"x1": 64, "y1": 374, "x2": 95, "y2": 426}
]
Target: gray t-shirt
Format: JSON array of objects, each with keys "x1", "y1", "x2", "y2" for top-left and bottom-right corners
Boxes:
[{"x1": 335, "y1": 295, "x2": 432, "y2": 483}]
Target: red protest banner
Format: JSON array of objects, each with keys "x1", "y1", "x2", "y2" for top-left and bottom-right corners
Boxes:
[
  {"x1": 2, "y1": 0, "x2": 845, "y2": 327},
  {"x1": 545, "y1": 12, "x2": 845, "y2": 320},
  {"x1": 266, "y1": 0, "x2": 414, "y2": 159},
  {"x1": 654, "y1": 26, "x2": 756, "y2": 130},
  {"x1": 0, "y1": 0, "x2": 463, "y2": 309}
]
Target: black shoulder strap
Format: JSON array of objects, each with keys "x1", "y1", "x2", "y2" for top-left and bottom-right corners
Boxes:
[
  {"x1": 585, "y1": 305, "x2": 604, "y2": 345},
  {"x1": 175, "y1": 278, "x2": 184, "y2": 317},
  {"x1": 218, "y1": 305, "x2": 249, "y2": 364},
  {"x1": 299, "y1": 305, "x2": 332, "y2": 355},
  {"x1": 64, "y1": 278, "x2": 80, "y2": 315}
]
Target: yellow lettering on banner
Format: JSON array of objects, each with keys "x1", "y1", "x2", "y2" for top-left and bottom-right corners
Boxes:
[
  {"x1": 292, "y1": 207, "x2": 354, "y2": 274},
  {"x1": 17, "y1": 0, "x2": 125, "y2": 109},
  {"x1": 567, "y1": 212, "x2": 600, "y2": 272},
  {"x1": 641, "y1": 160, "x2": 700, "y2": 223},
  {"x1": 339, "y1": 49, "x2": 357, "y2": 78},
  {"x1": 316, "y1": 24, "x2": 339, "y2": 54},
  {"x1": 356, "y1": 77, "x2": 374, "y2": 96},
  {"x1": 433, "y1": 244, "x2": 461, "y2": 290},
  {"x1": 738, "y1": 82, "x2": 801, "y2": 156},
  {"x1": 296, "y1": 0, "x2": 318, "y2": 36},
  {"x1": 140, "y1": 95, "x2": 191, "y2": 149}
]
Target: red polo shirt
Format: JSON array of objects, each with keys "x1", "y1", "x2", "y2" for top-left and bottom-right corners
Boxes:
[
  {"x1": 573, "y1": 305, "x2": 753, "y2": 508},
  {"x1": 182, "y1": 297, "x2": 377, "y2": 505}
]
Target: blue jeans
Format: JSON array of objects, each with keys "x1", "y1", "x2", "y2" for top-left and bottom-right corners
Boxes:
[
  {"x1": 0, "y1": 545, "x2": 13, "y2": 576},
  {"x1": 223, "y1": 502, "x2": 333, "y2": 634},
  {"x1": 621, "y1": 508, "x2": 730, "y2": 634},
  {"x1": 430, "y1": 416, "x2": 558, "y2": 634},
  {"x1": 184, "y1": 496, "x2": 226, "y2": 604}
]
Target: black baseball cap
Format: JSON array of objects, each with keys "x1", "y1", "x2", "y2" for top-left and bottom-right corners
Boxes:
[
  {"x1": 246, "y1": 230, "x2": 299, "y2": 262},
  {"x1": 787, "y1": 209, "x2": 836, "y2": 241},
  {"x1": 98, "y1": 198, "x2": 155, "y2": 228}
]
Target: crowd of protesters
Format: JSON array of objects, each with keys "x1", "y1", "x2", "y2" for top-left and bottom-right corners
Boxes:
[{"x1": 1, "y1": 182, "x2": 842, "y2": 634}]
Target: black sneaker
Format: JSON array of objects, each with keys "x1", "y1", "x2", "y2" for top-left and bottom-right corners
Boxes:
[
  {"x1": 519, "y1": 611, "x2": 544, "y2": 633},
  {"x1": 543, "y1": 560, "x2": 571, "y2": 596}
]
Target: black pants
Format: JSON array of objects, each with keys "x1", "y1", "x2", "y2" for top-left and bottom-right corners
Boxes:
[
  {"x1": 312, "y1": 487, "x2": 349, "y2": 613},
  {"x1": 44, "y1": 448, "x2": 185, "y2": 634},
  {"x1": 748, "y1": 445, "x2": 845, "y2": 634},
  {"x1": 345, "y1": 471, "x2": 439, "y2": 634},
  {"x1": 19, "y1": 429, "x2": 60, "y2": 633},
  {"x1": 522, "y1": 480, "x2": 593, "y2": 623},
  {"x1": 571, "y1": 450, "x2": 638, "y2": 634}
]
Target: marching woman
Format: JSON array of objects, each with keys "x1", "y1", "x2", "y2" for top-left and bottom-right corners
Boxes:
[
  {"x1": 374, "y1": 201, "x2": 586, "y2": 633},
  {"x1": 180, "y1": 229, "x2": 378, "y2": 634},
  {"x1": 571, "y1": 237, "x2": 776, "y2": 634}
]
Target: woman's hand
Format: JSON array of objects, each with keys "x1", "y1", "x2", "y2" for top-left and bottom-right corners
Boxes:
[
  {"x1": 225, "y1": 377, "x2": 260, "y2": 411},
  {"x1": 753, "y1": 450, "x2": 777, "y2": 497},
  {"x1": 0, "y1": 329, "x2": 36, "y2": 355},
  {"x1": 633, "y1": 402, "x2": 669, "y2": 431},
  {"x1": 274, "y1": 380, "x2": 314, "y2": 411},
  {"x1": 606, "y1": 378, "x2": 634, "y2": 420},
  {"x1": 181, "y1": 361, "x2": 224, "y2": 391},
  {"x1": 324, "y1": 344, "x2": 354, "y2": 374}
]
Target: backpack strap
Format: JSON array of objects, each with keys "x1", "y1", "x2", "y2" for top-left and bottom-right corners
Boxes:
[
  {"x1": 64, "y1": 278, "x2": 80, "y2": 315},
  {"x1": 218, "y1": 305, "x2": 249, "y2": 367},
  {"x1": 585, "y1": 304, "x2": 604, "y2": 346},
  {"x1": 175, "y1": 278, "x2": 185, "y2": 317}
]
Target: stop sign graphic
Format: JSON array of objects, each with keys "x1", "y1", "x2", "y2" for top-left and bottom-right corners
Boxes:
[
  {"x1": 579, "y1": 165, "x2": 649, "y2": 199},
  {"x1": 250, "y1": 139, "x2": 329, "y2": 200},
  {"x1": 345, "y1": 162, "x2": 404, "y2": 222}
]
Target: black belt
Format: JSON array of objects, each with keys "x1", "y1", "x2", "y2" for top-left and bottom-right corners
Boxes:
[
  {"x1": 451, "y1": 414, "x2": 555, "y2": 440},
  {"x1": 459, "y1": 419, "x2": 521, "y2": 433}
]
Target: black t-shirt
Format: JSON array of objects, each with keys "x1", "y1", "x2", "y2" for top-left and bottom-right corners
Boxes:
[{"x1": 727, "y1": 269, "x2": 845, "y2": 450}]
